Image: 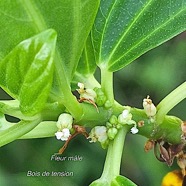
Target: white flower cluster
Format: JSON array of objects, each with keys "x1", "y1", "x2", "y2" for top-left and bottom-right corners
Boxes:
[
  {"x1": 55, "y1": 113, "x2": 73, "y2": 141},
  {"x1": 88, "y1": 108, "x2": 138, "y2": 148}
]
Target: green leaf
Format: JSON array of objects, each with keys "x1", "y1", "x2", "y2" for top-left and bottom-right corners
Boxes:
[
  {"x1": 72, "y1": 35, "x2": 100, "y2": 90},
  {"x1": 19, "y1": 121, "x2": 57, "y2": 139},
  {"x1": 89, "y1": 176, "x2": 137, "y2": 186},
  {"x1": 0, "y1": 118, "x2": 41, "y2": 147},
  {"x1": 111, "y1": 175, "x2": 137, "y2": 186},
  {"x1": 89, "y1": 179, "x2": 109, "y2": 186},
  {"x1": 0, "y1": 0, "x2": 100, "y2": 118},
  {"x1": 0, "y1": 29, "x2": 57, "y2": 116},
  {"x1": 92, "y1": 0, "x2": 186, "y2": 72},
  {"x1": 76, "y1": 35, "x2": 97, "y2": 76},
  {"x1": 0, "y1": 0, "x2": 100, "y2": 80}
]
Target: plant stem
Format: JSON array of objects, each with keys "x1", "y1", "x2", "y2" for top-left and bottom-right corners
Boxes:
[
  {"x1": 54, "y1": 51, "x2": 83, "y2": 121},
  {"x1": 100, "y1": 127, "x2": 127, "y2": 182},
  {"x1": 156, "y1": 81, "x2": 186, "y2": 124},
  {"x1": 101, "y1": 67, "x2": 114, "y2": 104}
]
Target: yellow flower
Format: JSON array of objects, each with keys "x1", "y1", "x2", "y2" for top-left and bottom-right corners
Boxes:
[{"x1": 161, "y1": 170, "x2": 184, "y2": 186}]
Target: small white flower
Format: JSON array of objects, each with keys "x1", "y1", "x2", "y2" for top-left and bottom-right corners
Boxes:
[
  {"x1": 95, "y1": 126, "x2": 108, "y2": 142},
  {"x1": 88, "y1": 126, "x2": 108, "y2": 143},
  {"x1": 55, "y1": 128, "x2": 71, "y2": 141},
  {"x1": 77, "y1": 82, "x2": 97, "y2": 102},
  {"x1": 143, "y1": 96, "x2": 157, "y2": 117},
  {"x1": 55, "y1": 131, "x2": 63, "y2": 140},
  {"x1": 56, "y1": 113, "x2": 73, "y2": 130},
  {"x1": 131, "y1": 126, "x2": 139, "y2": 134},
  {"x1": 118, "y1": 109, "x2": 133, "y2": 124},
  {"x1": 81, "y1": 89, "x2": 97, "y2": 102},
  {"x1": 122, "y1": 109, "x2": 130, "y2": 118},
  {"x1": 78, "y1": 82, "x2": 85, "y2": 90}
]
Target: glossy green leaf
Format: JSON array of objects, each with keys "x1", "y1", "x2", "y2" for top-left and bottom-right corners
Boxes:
[
  {"x1": 0, "y1": 118, "x2": 41, "y2": 147},
  {"x1": 89, "y1": 176, "x2": 137, "y2": 186},
  {"x1": 92, "y1": 0, "x2": 186, "y2": 72},
  {"x1": 72, "y1": 35, "x2": 100, "y2": 89},
  {"x1": 76, "y1": 35, "x2": 97, "y2": 76},
  {"x1": 0, "y1": 0, "x2": 100, "y2": 80},
  {"x1": 19, "y1": 121, "x2": 57, "y2": 139},
  {"x1": 111, "y1": 175, "x2": 137, "y2": 186},
  {"x1": 89, "y1": 179, "x2": 109, "y2": 186},
  {"x1": 0, "y1": 29, "x2": 57, "y2": 115}
]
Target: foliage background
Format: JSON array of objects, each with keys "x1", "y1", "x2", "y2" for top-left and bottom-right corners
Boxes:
[{"x1": 0, "y1": 32, "x2": 185, "y2": 186}]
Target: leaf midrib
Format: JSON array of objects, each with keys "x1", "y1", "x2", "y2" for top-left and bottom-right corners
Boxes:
[
  {"x1": 20, "y1": 0, "x2": 47, "y2": 32},
  {"x1": 107, "y1": 0, "x2": 153, "y2": 63},
  {"x1": 99, "y1": 0, "x2": 118, "y2": 63}
]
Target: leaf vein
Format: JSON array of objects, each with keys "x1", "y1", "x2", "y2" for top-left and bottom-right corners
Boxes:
[
  {"x1": 110, "y1": 7, "x2": 186, "y2": 68},
  {"x1": 108, "y1": 0, "x2": 154, "y2": 62}
]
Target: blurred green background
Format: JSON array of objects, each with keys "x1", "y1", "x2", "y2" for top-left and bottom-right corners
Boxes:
[{"x1": 0, "y1": 32, "x2": 185, "y2": 186}]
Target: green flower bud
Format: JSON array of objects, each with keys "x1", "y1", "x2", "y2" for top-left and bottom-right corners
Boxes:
[
  {"x1": 95, "y1": 88, "x2": 104, "y2": 96},
  {"x1": 107, "y1": 128, "x2": 118, "y2": 140},
  {"x1": 100, "y1": 139, "x2": 109, "y2": 149},
  {"x1": 96, "y1": 94, "x2": 107, "y2": 106},
  {"x1": 109, "y1": 115, "x2": 118, "y2": 125},
  {"x1": 116, "y1": 123, "x2": 122, "y2": 129},
  {"x1": 104, "y1": 100, "x2": 112, "y2": 109},
  {"x1": 106, "y1": 122, "x2": 112, "y2": 128}
]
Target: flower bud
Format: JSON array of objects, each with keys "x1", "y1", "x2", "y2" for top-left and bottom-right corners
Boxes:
[
  {"x1": 143, "y1": 96, "x2": 157, "y2": 117},
  {"x1": 106, "y1": 122, "x2": 112, "y2": 128},
  {"x1": 109, "y1": 115, "x2": 118, "y2": 125},
  {"x1": 56, "y1": 113, "x2": 73, "y2": 130},
  {"x1": 104, "y1": 100, "x2": 112, "y2": 109},
  {"x1": 107, "y1": 128, "x2": 118, "y2": 140}
]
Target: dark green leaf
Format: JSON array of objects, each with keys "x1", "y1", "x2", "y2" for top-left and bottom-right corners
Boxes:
[
  {"x1": 92, "y1": 0, "x2": 186, "y2": 71},
  {"x1": 0, "y1": 29, "x2": 57, "y2": 115}
]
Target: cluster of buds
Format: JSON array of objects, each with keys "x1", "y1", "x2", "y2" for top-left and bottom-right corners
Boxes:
[
  {"x1": 94, "y1": 88, "x2": 112, "y2": 109},
  {"x1": 55, "y1": 113, "x2": 73, "y2": 141},
  {"x1": 88, "y1": 108, "x2": 138, "y2": 149}
]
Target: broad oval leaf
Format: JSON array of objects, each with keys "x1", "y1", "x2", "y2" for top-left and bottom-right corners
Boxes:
[
  {"x1": 0, "y1": 0, "x2": 100, "y2": 81},
  {"x1": 92, "y1": 0, "x2": 186, "y2": 71},
  {"x1": 0, "y1": 29, "x2": 57, "y2": 116}
]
